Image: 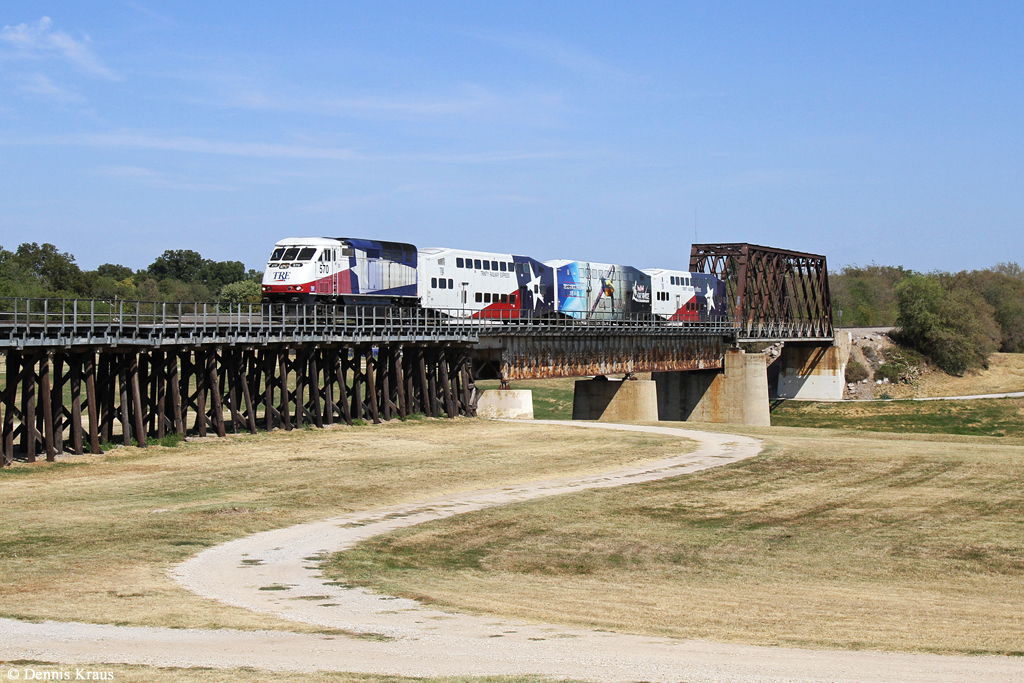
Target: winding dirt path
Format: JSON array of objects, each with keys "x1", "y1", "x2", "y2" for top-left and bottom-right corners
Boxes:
[{"x1": 2, "y1": 422, "x2": 1021, "y2": 682}]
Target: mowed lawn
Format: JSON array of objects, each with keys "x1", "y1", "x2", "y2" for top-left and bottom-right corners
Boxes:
[
  {"x1": 0, "y1": 419, "x2": 685, "y2": 631},
  {"x1": 325, "y1": 426, "x2": 1024, "y2": 655},
  {"x1": 772, "y1": 397, "x2": 1024, "y2": 437}
]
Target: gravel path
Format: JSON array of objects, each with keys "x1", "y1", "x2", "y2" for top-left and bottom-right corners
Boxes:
[{"x1": 2, "y1": 421, "x2": 1021, "y2": 682}]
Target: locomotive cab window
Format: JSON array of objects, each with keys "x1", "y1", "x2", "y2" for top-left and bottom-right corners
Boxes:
[
  {"x1": 341, "y1": 247, "x2": 355, "y2": 257},
  {"x1": 271, "y1": 248, "x2": 286, "y2": 260},
  {"x1": 282, "y1": 247, "x2": 300, "y2": 261},
  {"x1": 297, "y1": 248, "x2": 317, "y2": 261}
]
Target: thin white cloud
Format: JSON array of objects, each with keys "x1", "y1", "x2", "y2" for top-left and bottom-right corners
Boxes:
[
  {"x1": 1, "y1": 16, "x2": 120, "y2": 80},
  {"x1": 16, "y1": 72, "x2": 79, "y2": 99},
  {"x1": 71, "y1": 132, "x2": 361, "y2": 160},
  {"x1": 2, "y1": 131, "x2": 575, "y2": 164},
  {"x1": 464, "y1": 29, "x2": 632, "y2": 82},
  {"x1": 94, "y1": 165, "x2": 237, "y2": 191}
]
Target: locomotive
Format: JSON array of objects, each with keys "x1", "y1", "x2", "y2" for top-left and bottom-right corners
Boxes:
[{"x1": 260, "y1": 237, "x2": 728, "y2": 321}]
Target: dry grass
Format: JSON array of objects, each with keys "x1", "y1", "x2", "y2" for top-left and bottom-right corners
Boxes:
[
  {"x1": 0, "y1": 419, "x2": 684, "y2": 631},
  {"x1": 325, "y1": 424, "x2": 1024, "y2": 655},
  {"x1": 0, "y1": 663, "x2": 566, "y2": 683},
  {"x1": 891, "y1": 352, "x2": 1024, "y2": 398}
]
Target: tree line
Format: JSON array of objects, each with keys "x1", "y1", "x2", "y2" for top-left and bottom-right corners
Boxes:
[
  {"x1": 0, "y1": 242, "x2": 263, "y2": 304},
  {"x1": 831, "y1": 262, "x2": 1024, "y2": 374}
]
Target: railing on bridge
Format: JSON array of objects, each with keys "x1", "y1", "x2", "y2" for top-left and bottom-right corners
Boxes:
[{"x1": 0, "y1": 298, "x2": 740, "y2": 349}]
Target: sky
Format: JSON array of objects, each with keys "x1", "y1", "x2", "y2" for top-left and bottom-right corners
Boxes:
[{"x1": 0, "y1": 2, "x2": 1022, "y2": 274}]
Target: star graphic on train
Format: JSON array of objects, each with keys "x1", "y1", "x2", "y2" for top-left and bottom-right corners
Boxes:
[
  {"x1": 526, "y1": 266, "x2": 544, "y2": 307},
  {"x1": 705, "y1": 284, "x2": 715, "y2": 312}
]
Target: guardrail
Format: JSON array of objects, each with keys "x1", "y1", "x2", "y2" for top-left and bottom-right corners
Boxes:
[{"x1": 0, "y1": 298, "x2": 742, "y2": 349}]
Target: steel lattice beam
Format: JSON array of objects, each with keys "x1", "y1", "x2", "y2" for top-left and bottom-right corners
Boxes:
[{"x1": 690, "y1": 243, "x2": 833, "y2": 341}]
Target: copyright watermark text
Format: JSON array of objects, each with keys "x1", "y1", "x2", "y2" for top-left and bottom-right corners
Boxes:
[{"x1": 6, "y1": 668, "x2": 114, "y2": 681}]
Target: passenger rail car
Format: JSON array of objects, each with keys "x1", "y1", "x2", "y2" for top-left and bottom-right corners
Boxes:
[
  {"x1": 545, "y1": 260, "x2": 651, "y2": 320},
  {"x1": 643, "y1": 269, "x2": 728, "y2": 321},
  {"x1": 419, "y1": 248, "x2": 554, "y2": 318}
]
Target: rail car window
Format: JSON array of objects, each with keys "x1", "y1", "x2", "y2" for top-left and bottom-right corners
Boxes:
[
  {"x1": 508, "y1": 262, "x2": 514, "y2": 271},
  {"x1": 474, "y1": 259, "x2": 482, "y2": 269},
  {"x1": 457, "y1": 257, "x2": 464, "y2": 268},
  {"x1": 500, "y1": 294, "x2": 508, "y2": 303},
  {"x1": 510, "y1": 294, "x2": 516, "y2": 304},
  {"x1": 492, "y1": 293, "x2": 498, "y2": 301},
  {"x1": 341, "y1": 247, "x2": 354, "y2": 257},
  {"x1": 448, "y1": 279, "x2": 453, "y2": 288},
  {"x1": 431, "y1": 277, "x2": 437, "y2": 288},
  {"x1": 499, "y1": 262, "x2": 506, "y2": 272},
  {"x1": 440, "y1": 279, "x2": 448, "y2": 289},
  {"x1": 482, "y1": 261, "x2": 490, "y2": 270},
  {"x1": 483, "y1": 293, "x2": 491, "y2": 303},
  {"x1": 491, "y1": 261, "x2": 498, "y2": 270},
  {"x1": 475, "y1": 292, "x2": 483, "y2": 302}
]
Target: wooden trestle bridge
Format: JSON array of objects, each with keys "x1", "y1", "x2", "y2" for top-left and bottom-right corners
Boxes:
[{"x1": 0, "y1": 243, "x2": 834, "y2": 467}]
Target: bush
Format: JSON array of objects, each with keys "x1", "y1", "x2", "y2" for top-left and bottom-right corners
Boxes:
[
  {"x1": 219, "y1": 279, "x2": 261, "y2": 304},
  {"x1": 893, "y1": 274, "x2": 1000, "y2": 375},
  {"x1": 845, "y1": 359, "x2": 870, "y2": 383}
]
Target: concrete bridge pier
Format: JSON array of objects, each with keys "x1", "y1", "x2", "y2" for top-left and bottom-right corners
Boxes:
[
  {"x1": 652, "y1": 349, "x2": 771, "y2": 426},
  {"x1": 571, "y1": 377, "x2": 660, "y2": 421},
  {"x1": 775, "y1": 332, "x2": 851, "y2": 401}
]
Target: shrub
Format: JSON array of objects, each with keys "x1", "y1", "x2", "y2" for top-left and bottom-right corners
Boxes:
[
  {"x1": 893, "y1": 274, "x2": 1000, "y2": 375},
  {"x1": 845, "y1": 359, "x2": 870, "y2": 383},
  {"x1": 219, "y1": 279, "x2": 261, "y2": 304}
]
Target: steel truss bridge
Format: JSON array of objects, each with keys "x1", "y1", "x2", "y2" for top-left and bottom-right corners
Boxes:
[{"x1": 0, "y1": 243, "x2": 833, "y2": 466}]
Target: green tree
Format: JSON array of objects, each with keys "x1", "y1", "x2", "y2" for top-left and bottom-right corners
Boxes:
[
  {"x1": 146, "y1": 249, "x2": 207, "y2": 283},
  {"x1": 14, "y1": 242, "x2": 85, "y2": 294},
  {"x1": 894, "y1": 274, "x2": 1000, "y2": 375},
  {"x1": 96, "y1": 263, "x2": 134, "y2": 280},
  {"x1": 830, "y1": 264, "x2": 909, "y2": 327}
]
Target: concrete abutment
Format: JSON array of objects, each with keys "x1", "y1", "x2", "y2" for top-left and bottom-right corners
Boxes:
[{"x1": 775, "y1": 331, "x2": 852, "y2": 401}]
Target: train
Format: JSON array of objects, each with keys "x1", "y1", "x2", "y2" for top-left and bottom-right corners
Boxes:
[{"x1": 260, "y1": 237, "x2": 729, "y2": 321}]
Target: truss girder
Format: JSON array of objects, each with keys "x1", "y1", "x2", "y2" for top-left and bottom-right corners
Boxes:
[{"x1": 690, "y1": 243, "x2": 833, "y2": 341}]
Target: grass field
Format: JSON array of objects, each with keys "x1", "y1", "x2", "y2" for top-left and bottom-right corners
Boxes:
[
  {"x1": 772, "y1": 397, "x2": 1024, "y2": 437},
  {"x1": 324, "y1": 425, "x2": 1024, "y2": 655},
  {"x1": 0, "y1": 419, "x2": 685, "y2": 630}
]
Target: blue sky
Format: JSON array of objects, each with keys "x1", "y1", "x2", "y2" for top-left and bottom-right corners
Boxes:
[{"x1": 1, "y1": 2, "x2": 1021, "y2": 274}]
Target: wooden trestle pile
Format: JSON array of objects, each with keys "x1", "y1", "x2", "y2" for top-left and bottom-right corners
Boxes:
[{"x1": 1, "y1": 344, "x2": 477, "y2": 466}]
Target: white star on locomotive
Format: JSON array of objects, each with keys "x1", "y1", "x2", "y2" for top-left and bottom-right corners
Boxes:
[
  {"x1": 705, "y1": 284, "x2": 715, "y2": 313},
  {"x1": 526, "y1": 267, "x2": 544, "y2": 307}
]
